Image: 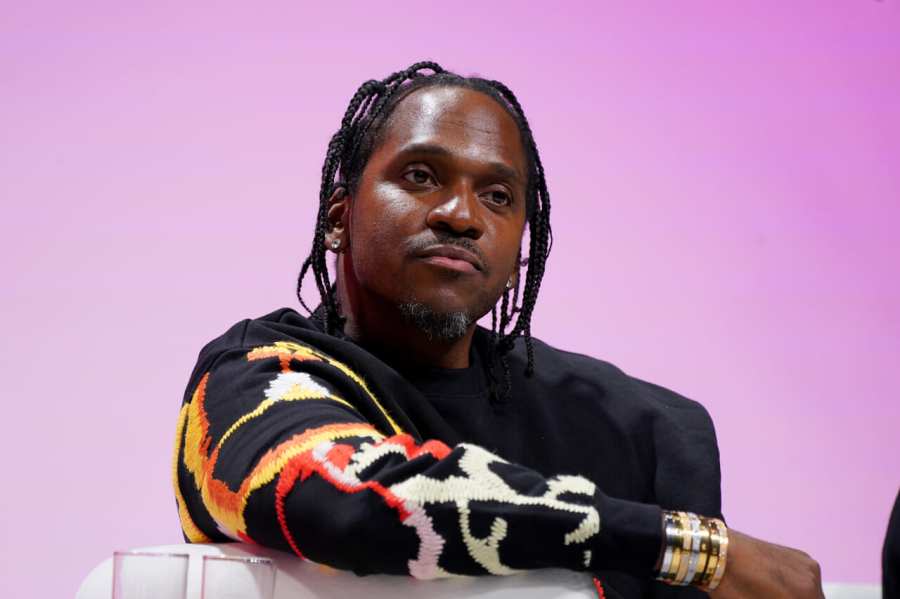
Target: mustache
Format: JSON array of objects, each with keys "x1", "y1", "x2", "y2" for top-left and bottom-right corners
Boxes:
[{"x1": 406, "y1": 233, "x2": 490, "y2": 274}]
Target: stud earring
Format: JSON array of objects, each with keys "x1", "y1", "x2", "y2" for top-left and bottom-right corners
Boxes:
[
  {"x1": 331, "y1": 239, "x2": 341, "y2": 251},
  {"x1": 506, "y1": 276, "x2": 515, "y2": 290}
]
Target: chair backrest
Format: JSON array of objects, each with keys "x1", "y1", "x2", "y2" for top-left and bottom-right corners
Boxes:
[
  {"x1": 77, "y1": 543, "x2": 598, "y2": 599},
  {"x1": 77, "y1": 543, "x2": 883, "y2": 599},
  {"x1": 822, "y1": 583, "x2": 882, "y2": 599}
]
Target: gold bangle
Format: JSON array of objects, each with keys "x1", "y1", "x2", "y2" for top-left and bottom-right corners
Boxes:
[
  {"x1": 660, "y1": 513, "x2": 682, "y2": 580},
  {"x1": 691, "y1": 519, "x2": 711, "y2": 586},
  {"x1": 658, "y1": 515, "x2": 672, "y2": 578},
  {"x1": 700, "y1": 519, "x2": 724, "y2": 589},
  {"x1": 707, "y1": 519, "x2": 729, "y2": 590},
  {"x1": 662, "y1": 530, "x2": 680, "y2": 580},
  {"x1": 669, "y1": 512, "x2": 691, "y2": 585},
  {"x1": 698, "y1": 519, "x2": 720, "y2": 588},
  {"x1": 692, "y1": 542, "x2": 710, "y2": 586},
  {"x1": 657, "y1": 510, "x2": 728, "y2": 589},
  {"x1": 660, "y1": 546, "x2": 675, "y2": 581},
  {"x1": 668, "y1": 544, "x2": 684, "y2": 582}
]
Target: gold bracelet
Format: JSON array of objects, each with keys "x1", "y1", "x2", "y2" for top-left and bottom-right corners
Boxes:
[
  {"x1": 698, "y1": 527, "x2": 719, "y2": 587},
  {"x1": 692, "y1": 539, "x2": 710, "y2": 586},
  {"x1": 706, "y1": 519, "x2": 729, "y2": 590},
  {"x1": 668, "y1": 544, "x2": 684, "y2": 582},
  {"x1": 675, "y1": 546, "x2": 692, "y2": 583},
  {"x1": 691, "y1": 519, "x2": 711, "y2": 585},
  {"x1": 656, "y1": 511, "x2": 692, "y2": 585},
  {"x1": 656, "y1": 511, "x2": 728, "y2": 590},
  {"x1": 660, "y1": 513, "x2": 682, "y2": 581}
]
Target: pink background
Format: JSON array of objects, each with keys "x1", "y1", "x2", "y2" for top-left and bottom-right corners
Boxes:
[{"x1": 2, "y1": 2, "x2": 898, "y2": 597}]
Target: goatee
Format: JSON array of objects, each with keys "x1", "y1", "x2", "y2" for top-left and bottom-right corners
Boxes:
[{"x1": 397, "y1": 302, "x2": 472, "y2": 341}]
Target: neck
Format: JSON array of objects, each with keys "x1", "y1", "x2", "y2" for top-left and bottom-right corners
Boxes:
[{"x1": 335, "y1": 259, "x2": 475, "y2": 370}]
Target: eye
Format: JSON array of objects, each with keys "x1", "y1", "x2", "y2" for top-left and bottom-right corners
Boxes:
[
  {"x1": 483, "y1": 189, "x2": 513, "y2": 207},
  {"x1": 402, "y1": 167, "x2": 436, "y2": 186}
]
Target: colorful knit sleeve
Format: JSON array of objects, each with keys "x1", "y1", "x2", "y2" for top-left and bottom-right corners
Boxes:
[{"x1": 172, "y1": 339, "x2": 663, "y2": 578}]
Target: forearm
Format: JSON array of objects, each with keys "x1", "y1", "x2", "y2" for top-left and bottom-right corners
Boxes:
[{"x1": 176, "y1": 407, "x2": 663, "y2": 576}]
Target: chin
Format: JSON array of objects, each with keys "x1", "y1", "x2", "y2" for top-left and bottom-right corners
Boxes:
[{"x1": 397, "y1": 301, "x2": 472, "y2": 342}]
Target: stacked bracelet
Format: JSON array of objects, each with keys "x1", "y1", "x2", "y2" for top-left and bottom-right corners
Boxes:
[{"x1": 655, "y1": 511, "x2": 729, "y2": 591}]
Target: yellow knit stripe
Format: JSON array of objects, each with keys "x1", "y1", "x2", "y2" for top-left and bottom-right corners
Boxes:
[
  {"x1": 323, "y1": 357, "x2": 403, "y2": 434},
  {"x1": 202, "y1": 424, "x2": 385, "y2": 536},
  {"x1": 171, "y1": 403, "x2": 211, "y2": 543},
  {"x1": 217, "y1": 393, "x2": 356, "y2": 449},
  {"x1": 182, "y1": 374, "x2": 211, "y2": 484},
  {"x1": 254, "y1": 341, "x2": 404, "y2": 435}
]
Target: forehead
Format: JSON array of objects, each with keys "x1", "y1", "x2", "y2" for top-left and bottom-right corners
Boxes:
[{"x1": 376, "y1": 86, "x2": 527, "y2": 175}]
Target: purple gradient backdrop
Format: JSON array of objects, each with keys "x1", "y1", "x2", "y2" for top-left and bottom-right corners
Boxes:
[{"x1": 2, "y1": 2, "x2": 898, "y2": 597}]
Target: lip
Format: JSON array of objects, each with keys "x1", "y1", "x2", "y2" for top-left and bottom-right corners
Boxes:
[{"x1": 416, "y1": 244, "x2": 483, "y2": 273}]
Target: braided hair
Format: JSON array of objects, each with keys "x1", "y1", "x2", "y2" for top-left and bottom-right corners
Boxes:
[{"x1": 296, "y1": 61, "x2": 553, "y2": 403}]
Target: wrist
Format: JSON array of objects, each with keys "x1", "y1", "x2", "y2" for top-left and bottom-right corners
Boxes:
[{"x1": 654, "y1": 510, "x2": 729, "y2": 591}]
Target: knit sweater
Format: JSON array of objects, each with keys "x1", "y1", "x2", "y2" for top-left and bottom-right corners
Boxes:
[{"x1": 173, "y1": 307, "x2": 722, "y2": 598}]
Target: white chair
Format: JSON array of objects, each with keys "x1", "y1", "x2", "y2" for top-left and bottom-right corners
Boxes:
[
  {"x1": 77, "y1": 543, "x2": 882, "y2": 599},
  {"x1": 822, "y1": 583, "x2": 882, "y2": 599},
  {"x1": 77, "y1": 543, "x2": 598, "y2": 599}
]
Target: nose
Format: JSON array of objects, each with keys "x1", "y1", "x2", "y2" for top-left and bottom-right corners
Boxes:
[{"x1": 425, "y1": 184, "x2": 484, "y2": 239}]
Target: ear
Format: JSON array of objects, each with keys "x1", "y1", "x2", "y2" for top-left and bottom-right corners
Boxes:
[
  {"x1": 324, "y1": 186, "x2": 351, "y2": 252},
  {"x1": 506, "y1": 270, "x2": 518, "y2": 290},
  {"x1": 507, "y1": 252, "x2": 525, "y2": 289}
]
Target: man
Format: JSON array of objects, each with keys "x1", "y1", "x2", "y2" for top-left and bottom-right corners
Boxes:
[{"x1": 173, "y1": 62, "x2": 823, "y2": 598}]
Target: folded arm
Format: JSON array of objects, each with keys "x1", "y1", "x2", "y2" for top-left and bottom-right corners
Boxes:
[{"x1": 173, "y1": 339, "x2": 671, "y2": 579}]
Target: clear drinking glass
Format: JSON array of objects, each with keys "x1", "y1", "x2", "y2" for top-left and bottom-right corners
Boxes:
[
  {"x1": 112, "y1": 551, "x2": 189, "y2": 599},
  {"x1": 201, "y1": 554, "x2": 276, "y2": 599}
]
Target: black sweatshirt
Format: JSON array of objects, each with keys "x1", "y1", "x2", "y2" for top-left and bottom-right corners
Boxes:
[{"x1": 173, "y1": 307, "x2": 722, "y2": 598}]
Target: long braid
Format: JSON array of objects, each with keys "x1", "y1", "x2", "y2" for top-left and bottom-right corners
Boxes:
[
  {"x1": 487, "y1": 79, "x2": 553, "y2": 341},
  {"x1": 483, "y1": 79, "x2": 553, "y2": 384},
  {"x1": 510, "y1": 253, "x2": 524, "y2": 318},
  {"x1": 297, "y1": 62, "x2": 554, "y2": 401}
]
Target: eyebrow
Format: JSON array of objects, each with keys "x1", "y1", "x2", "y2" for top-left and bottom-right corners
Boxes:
[{"x1": 396, "y1": 142, "x2": 522, "y2": 184}]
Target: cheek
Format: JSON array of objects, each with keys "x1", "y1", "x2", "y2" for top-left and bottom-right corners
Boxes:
[
  {"x1": 491, "y1": 224, "x2": 526, "y2": 276},
  {"x1": 367, "y1": 183, "x2": 421, "y2": 238},
  {"x1": 349, "y1": 184, "x2": 422, "y2": 275}
]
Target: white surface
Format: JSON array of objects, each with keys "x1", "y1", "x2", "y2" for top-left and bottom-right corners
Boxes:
[
  {"x1": 77, "y1": 543, "x2": 883, "y2": 599},
  {"x1": 821, "y1": 583, "x2": 882, "y2": 599},
  {"x1": 111, "y1": 551, "x2": 189, "y2": 598},
  {"x1": 76, "y1": 544, "x2": 597, "y2": 599}
]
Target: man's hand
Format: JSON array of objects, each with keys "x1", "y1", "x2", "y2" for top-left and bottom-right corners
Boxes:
[{"x1": 710, "y1": 529, "x2": 824, "y2": 599}]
